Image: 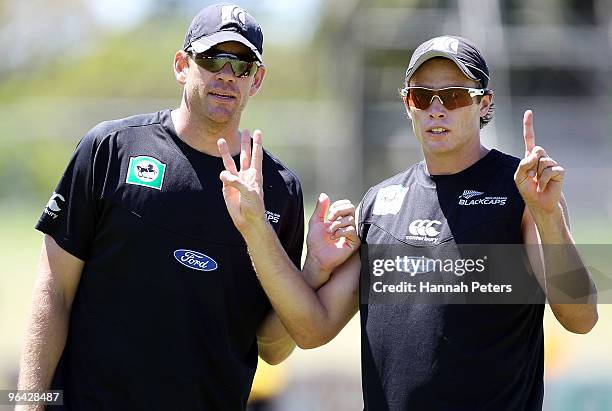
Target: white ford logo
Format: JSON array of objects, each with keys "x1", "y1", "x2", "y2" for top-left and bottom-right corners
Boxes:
[{"x1": 174, "y1": 249, "x2": 218, "y2": 272}]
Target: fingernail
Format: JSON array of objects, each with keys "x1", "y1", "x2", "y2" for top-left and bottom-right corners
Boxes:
[{"x1": 528, "y1": 170, "x2": 535, "y2": 178}]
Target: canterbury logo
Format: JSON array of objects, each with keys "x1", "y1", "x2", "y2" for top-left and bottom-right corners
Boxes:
[
  {"x1": 408, "y1": 219, "x2": 441, "y2": 237},
  {"x1": 460, "y1": 190, "x2": 484, "y2": 199}
]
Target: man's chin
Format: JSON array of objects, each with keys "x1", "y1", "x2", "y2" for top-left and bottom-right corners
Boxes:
[
  {"x1": 204, "y1": 108, "x2": 238, "y2": 125},
  {"x1": 422, "y1": 140, "x2": 456, "y2": 156}
]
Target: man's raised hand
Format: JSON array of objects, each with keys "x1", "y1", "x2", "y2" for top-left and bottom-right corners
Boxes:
[
  {"x1": 219, "y1": 130, "x2": 360, "y2": 280},
  {"x1": 306, "y1": 193, "x2": 360, "y2": 279},
  {"x1": 218, "y1": 129, "x2": 266, "y2": 232},
  {"x1": 514, "y1": 110, "x2": 565, "y2": 215}
]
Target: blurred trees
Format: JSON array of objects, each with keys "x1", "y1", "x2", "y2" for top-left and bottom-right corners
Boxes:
[
  {"x1": 0, "y1": 0, "x2": 97, "y2": 74},
  {"x1": 0, "y1": 4, "x2": 324, "y2": 205}
]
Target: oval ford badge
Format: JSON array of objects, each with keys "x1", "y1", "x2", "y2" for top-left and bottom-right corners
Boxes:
[{"x1": 174, "y1": 249, "x2": 218, "y2": 272}]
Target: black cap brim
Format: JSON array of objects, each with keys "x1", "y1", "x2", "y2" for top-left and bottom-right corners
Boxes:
[{"x1": 189, "y1": 31, "x2": 263, "y2": 63}]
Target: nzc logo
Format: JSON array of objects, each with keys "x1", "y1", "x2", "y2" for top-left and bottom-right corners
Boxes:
[{"x1": 174, "y1": 249, "x2": 218, "y2": 272}]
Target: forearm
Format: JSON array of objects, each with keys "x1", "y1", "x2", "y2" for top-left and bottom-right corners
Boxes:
[
  {"x1": 243, "y1": 220, "x2": 334, "y2": 348},
  {"x1": 18, "y1": 275, "x2": 71, "y2": 406},
  {"x1": 532, "y1": 206, "x2": 598, "y2": 332},
  {"x1": 257, "y1": 313, "x2": 296, "y2": 365}
]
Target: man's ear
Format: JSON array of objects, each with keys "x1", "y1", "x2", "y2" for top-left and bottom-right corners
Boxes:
[
  {"x1": 479, "y1": 92, "x2": 493, "y2": 117},
  {"x1": 173, "y1": 51, "x2": 190, "y2": 85},
  {"x1": 249, "y1": 65, "x2": 266, "y2": 97}
]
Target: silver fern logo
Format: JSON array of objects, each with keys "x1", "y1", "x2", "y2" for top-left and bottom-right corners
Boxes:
[{"x1": 460, "y1": 190, "x2": 484, "y2": 200}]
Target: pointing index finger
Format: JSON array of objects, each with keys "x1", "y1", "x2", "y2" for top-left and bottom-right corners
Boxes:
[{"x1": 523, "y1": 110, "x2": 535, "y2": 156}]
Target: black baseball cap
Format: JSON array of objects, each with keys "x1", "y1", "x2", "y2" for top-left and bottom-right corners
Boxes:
[
  {"x1": 183, "y1": 4, "x2": 263, "y2": 63},
  {"x1": 405, "y1": 35, "x2": 490, "y2": 88}
]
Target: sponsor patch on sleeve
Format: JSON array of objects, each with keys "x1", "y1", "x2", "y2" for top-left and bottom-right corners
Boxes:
[
  {"x1": 372, "y1": 185, "x2": 409, "y2": 216},
  {"x1": 126, "y1": 156, "x2": 166, "y2": 190}
]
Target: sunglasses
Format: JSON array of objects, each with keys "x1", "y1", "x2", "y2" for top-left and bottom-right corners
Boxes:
[
  {"x1": 399, "y1": 86, "x2": 492, "y2": 110},
  {"x1": 189, "y1": 52, "x2": 260, "y2": 78}
]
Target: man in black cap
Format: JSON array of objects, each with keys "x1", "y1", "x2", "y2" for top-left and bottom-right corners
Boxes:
[
  {"x1": 217, "y1": 35, "x2": 598, "y2": 410},
  {"x1": 17, "y1": 4, "x2": 358, "y2": 410}
]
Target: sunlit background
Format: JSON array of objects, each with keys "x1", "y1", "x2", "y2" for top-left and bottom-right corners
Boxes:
[{"x1": 1, "y1": 1, "x2": 611, "y2": 410}]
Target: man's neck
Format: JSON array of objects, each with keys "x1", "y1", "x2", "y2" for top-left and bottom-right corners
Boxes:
[
  {"x1": 171, "y1": 106, "x2": 241, "y2": 157},
  {"x1": 423, "y1": 142, "x2": 489, "y2": 176}
]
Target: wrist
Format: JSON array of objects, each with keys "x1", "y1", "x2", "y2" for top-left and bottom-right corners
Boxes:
[
  {"x1": 528, "y1": 202, "x2": 563, "y2": 226},
  {"x1": 241, "y1": 215, "x2": 273, "y2": 243},
  {"x1": 529, "y1": 203, "x2": 570, "y2": 241},
  {"x1": 303, "y1": 253, "x2": 332, "y2": 289}
]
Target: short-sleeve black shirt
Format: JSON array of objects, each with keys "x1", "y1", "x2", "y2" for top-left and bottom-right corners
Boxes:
[
  {"x1": 358, "y1": 150, "x2": 544, "y2": 411},
  {"x1": 36, "y1": 110, "x2": 304, "y2": 410}
]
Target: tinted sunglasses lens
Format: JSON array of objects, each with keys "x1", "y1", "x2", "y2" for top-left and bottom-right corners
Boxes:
[
  {"x1": 193, "y1": 57, "x2": 254, "y2": 77},
  {"x1": 194, "y1": 57, "x2": 225, "y2": 72},
  {"x1": 407, "y1": 88, "x2": 474, "y2": 110},
  {"x1": 408, "y1": 88, "x2": 435, "y2": 109},
  {"x1": 438, "y1": 88, "x2": 473, "y2": 109},
  {"x1": 229, "y1": 60, "x2": 254, "y2": 77}
]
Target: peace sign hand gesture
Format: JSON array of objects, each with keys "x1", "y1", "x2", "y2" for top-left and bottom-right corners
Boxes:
[
  {"x1": 218, "y1": 129, "x2": 266, "y2": 233},
  {"x1": 514, "y1": 110, "x2": 565, "y2": 216}
]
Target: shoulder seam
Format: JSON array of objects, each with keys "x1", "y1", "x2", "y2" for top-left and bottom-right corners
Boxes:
[{"x1": 96, "y1": 119, "x2": 163, "y2": 140}]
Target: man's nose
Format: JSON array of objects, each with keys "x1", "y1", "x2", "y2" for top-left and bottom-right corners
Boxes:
[
  {"x1": 428, "y1": 95, "x2": 446, "y2": 119},
  {"x1": 215, "y1": 62, "x2": 236, "y2": 81}
]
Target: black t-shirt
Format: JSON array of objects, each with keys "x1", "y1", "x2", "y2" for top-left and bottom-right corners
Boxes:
[
  {"x1": 358, "y1": 149, "x2": 545, "y2": 411},
  {"x1": 36, "y1": 109, "x2": 304, "y2": 411}
]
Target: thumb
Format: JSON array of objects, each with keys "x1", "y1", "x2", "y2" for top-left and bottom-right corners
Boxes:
[{"x1": 312, "y1": 193, "x2": 330, "y2": 223}]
